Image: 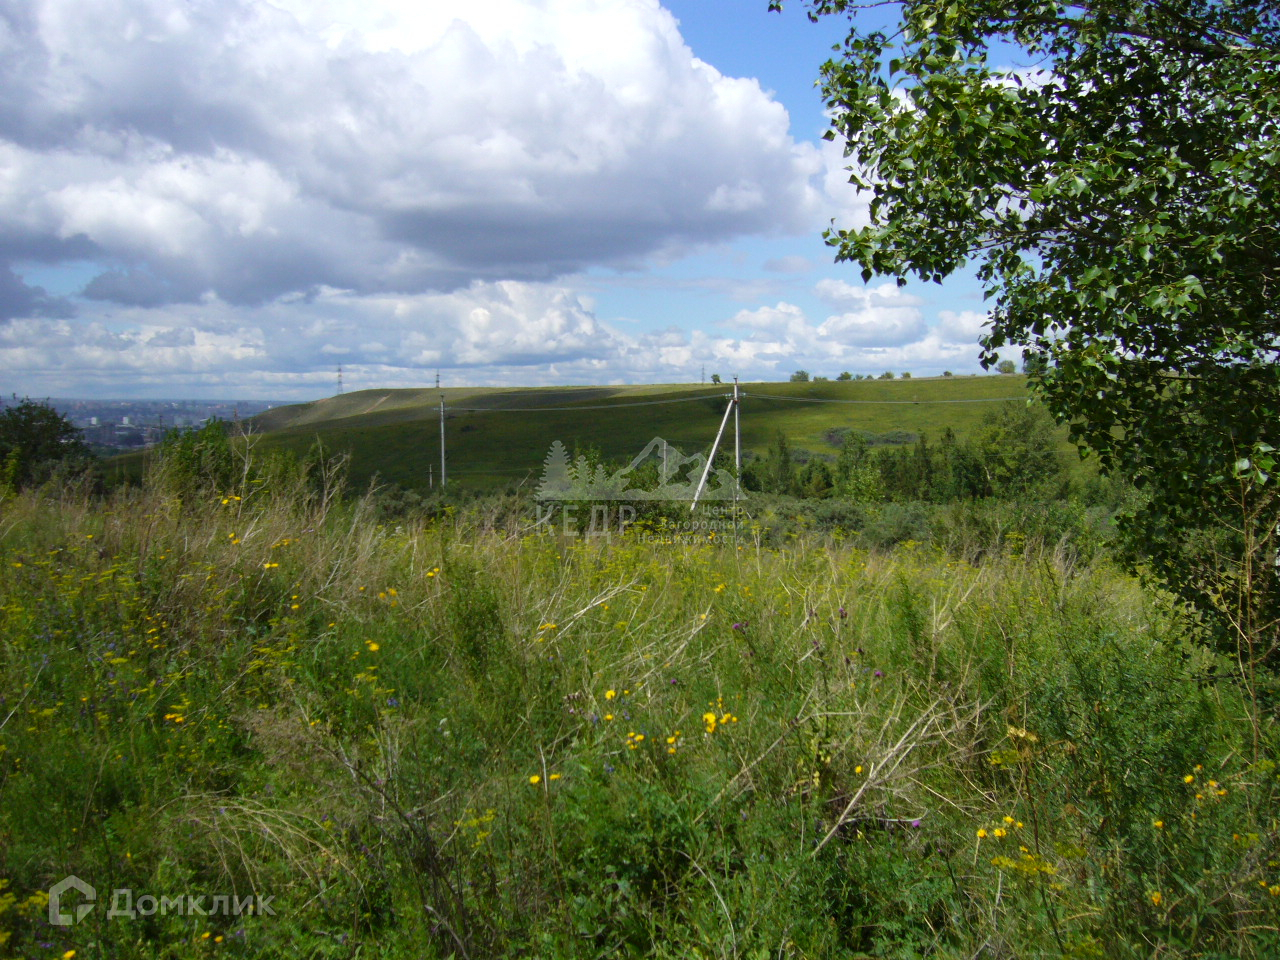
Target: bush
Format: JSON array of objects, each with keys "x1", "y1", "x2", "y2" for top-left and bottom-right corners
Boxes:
[{"x1": 0, "y1": 398, "x2": 92, "y2": 490}]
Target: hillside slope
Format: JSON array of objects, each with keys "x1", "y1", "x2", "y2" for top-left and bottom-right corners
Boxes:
[{"x1": 246, "y1": 375, "x2": 1075, "y2": 493}]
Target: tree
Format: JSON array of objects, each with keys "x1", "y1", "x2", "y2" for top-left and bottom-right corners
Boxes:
[
  {"x1": 770, "y1": 430, "x2": 795, "y2": 494},
  {"x1": 710, "y1": 373, "x2": 722, "y2": 384},
  {"x1": 0, "y1": 398, "x2": 92, "y2": 490},
  {"x1": 877, "y1": 371, "x2": 894, "y2": 380},
  {"x1": 789, "y1": 370, "x2": 811, "y2": 382},
  {"x1": 995, "y1": 360, "x2": 1017, "y2": 375},
  {"x1": 786, "y1": 0, "x2": 1280, "y2": 668},
  {"x1": 836, "y1": 371, "x2": 853, "y2": 380}
]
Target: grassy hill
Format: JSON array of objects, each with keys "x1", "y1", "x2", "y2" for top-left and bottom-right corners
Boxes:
[{"x1": 245, "y1": 374, "x2": 1082, "y2": 493}]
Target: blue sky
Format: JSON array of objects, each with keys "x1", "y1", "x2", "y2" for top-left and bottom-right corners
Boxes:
[{"x1": 1, "y1": 0, "x2": 992, "y2": 400}]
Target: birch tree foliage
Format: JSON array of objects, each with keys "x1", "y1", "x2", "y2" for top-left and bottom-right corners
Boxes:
[{"x1": 780, "y1": 0, "x2": 1280, "y2": 659}]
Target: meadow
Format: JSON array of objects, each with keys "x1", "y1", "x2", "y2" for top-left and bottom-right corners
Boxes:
[
  {"x1": 163, "y1": 375, "x2": 1063, "y2": 494},
  {"x1": 1, "y1": 450, "x2": 1278, "y2": 958}
]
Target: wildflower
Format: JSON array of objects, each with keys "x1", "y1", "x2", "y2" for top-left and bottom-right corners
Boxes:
[
  {"x1": 549, "y1": 773, "x2": 561, "y2": 781},
  {"x1": 64, "y1": 952, "x2": 77, "y2": 960},
  {"x1": 977, "y1": 829, "x2": 988, "y2": 839},
  {"x1": 367, "y1": 642, "x2": 380, "y2": 652},
  {"x1": 604, "y1": 714, "x2": 613, "y2": 721},
  {"x1": 1150, "y1": 891, "x2": 1162, "y2": 907},
  {"x1": 529, "y1": 774, "x2": 541, "y2": 785},
  {"x1": 703, "y1": 712, "x2": 717, "y2": 733},
  {"x1": 1153, "y1": 820, "x2": 1164, "y2": 829},
  {"x1": 605, "y1": 689, "x2": 616, "y2": 700},
  {"x1": 855, "y1": 765, "x2": 863, "y2": 775},
  {"x1": 1184, "y1": 774, "x2": 1195, "y2": 784},
  {"x1": 1003, "y1": 816, "x2": 1015, "y2": 824},
  {"x1": 994, "y1": 828, "x2": 1007, "y2": 838}
]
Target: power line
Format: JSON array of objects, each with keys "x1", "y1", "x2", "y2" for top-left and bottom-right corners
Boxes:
[
  {"x1": 449, "y1": 393, "x2": 728, "y2": 413},
  {"x1": 442, "y1": 391, "x2": 1023, "y2": 413},
  {"x1": 741, "y1": 392, "x2": 1021, "y2": 406}
]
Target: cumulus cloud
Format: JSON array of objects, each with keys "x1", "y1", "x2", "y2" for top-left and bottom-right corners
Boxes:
[
  {"x1": 0, "y1": 0, "x2": 822, "y2": 311},
  {"x1": 703, "y1": 283, "x2": 989, "y2": 377}
]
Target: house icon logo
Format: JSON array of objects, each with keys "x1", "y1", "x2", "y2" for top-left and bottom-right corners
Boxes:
[{"x1": 48, "y1": 875, "x2": 96, "y2": 926}]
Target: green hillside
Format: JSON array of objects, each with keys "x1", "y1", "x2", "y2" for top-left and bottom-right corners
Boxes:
[{"x1": 244, "y1": 374, "x2": 1083, "y2": 493}]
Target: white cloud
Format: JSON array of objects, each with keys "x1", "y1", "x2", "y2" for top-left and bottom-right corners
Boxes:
[{"x1": 0, "y1": 0, "x2": 822, "y2": 312}]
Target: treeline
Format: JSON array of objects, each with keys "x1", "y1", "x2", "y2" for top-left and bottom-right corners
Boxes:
[{"x1": 742, "y1": 403, "x2": 1064, "y2": 502}]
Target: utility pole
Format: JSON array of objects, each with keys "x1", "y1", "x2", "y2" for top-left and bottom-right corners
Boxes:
[
  {"x1": 435, "y1": 369, "x2": 440, "y2": 390},
  {"x1": 337, "y1": 365, "x2": 344, "y2": 394},
  {"x1": 733, "y1": 377, "x2": 741, "y2": 539},
  {"x1": 733, "y1": 377, "x2": 741, "y2": 489},
  {"x1": 439, "y1": 394, "x2": 447, "y2": 488},
  {"x1": 691, "y1": 394, "x2": 735, "y2": 513}
]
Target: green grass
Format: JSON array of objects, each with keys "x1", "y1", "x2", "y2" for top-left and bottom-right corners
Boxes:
[
  {"x1": 106, "y1": 376, "x2": 1091, "y2": 495},
  {"x1": 247, "y1": 375, "x2": 1084, "y2": 493},
  {"x1": 1, "y1": 465, "x2": 1278, "y2": 958}
]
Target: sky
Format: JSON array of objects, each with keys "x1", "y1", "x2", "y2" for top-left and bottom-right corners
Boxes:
[{"x1": 1, "y1": 0, "x2": 996, "y2": 400}]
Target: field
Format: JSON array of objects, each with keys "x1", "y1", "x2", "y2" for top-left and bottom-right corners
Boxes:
[
  {"x1": 2, "y1": 455, "x2": 1279, "y2": 958},
  {"x1": 234, "y1": 375, "x2": 1085, "y2": 493}
]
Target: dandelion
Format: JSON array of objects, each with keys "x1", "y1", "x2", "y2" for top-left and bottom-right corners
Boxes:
[
  {"x1": 855, "y1": 765, "x2": 863, "y2": 775},
  {"x1": 1003, "y1": 816, "x2": 1015, "y2": 824},
  {"x1": 1150, "y1": 891, "x2": 1162, "y2": 907},
  {"x1": 549, "y1": 773, "x2": 561, "y2": 781},
  {"x1": 529, "y1": 774, "x2": 541, "y2": 785},
  {"x1": 994, "y1": 828, "x2": 1007, "y2": 838},
  {"x1": 605, "y1": 689, "x2": 616, "y2": 700},
  {"x1": 1153, "y1": 820, "x2": 1164, "y2": 829},
  {"x1": 977, "y1": 829, "x2": 988, "y2": 839},
  {"x1": 1184, "y1": 774, "x2": 1195, "y2": 784}
]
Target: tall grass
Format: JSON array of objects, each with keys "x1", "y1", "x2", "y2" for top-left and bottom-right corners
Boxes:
[{"x1": 1, "y1": 472, "x2": 1277, "y2": 958}]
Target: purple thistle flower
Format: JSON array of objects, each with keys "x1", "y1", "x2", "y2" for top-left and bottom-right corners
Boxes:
[{"x1": 873, "y1": 669, "x2": 883, "y2": 678}]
